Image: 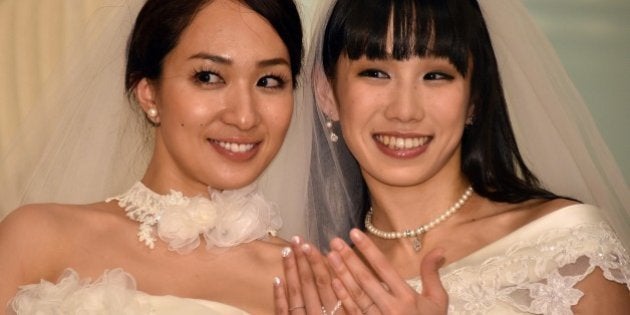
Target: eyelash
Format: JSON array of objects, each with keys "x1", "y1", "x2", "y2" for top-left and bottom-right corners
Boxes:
[
  {"x1": 257, "y1": 73, "x2": 289, "y2": 90},
  {"x1": 358, "y1": 69, "x2": 455, "y2": 81},
  {"x1": 193, "y1": 68, "x2": 223, "y2": 86},
  {"x1": 192, "y1": 68, "x2": 288, "y2": 90},
  {"x1": 358, "y1": 69, "x2": 389, "y2": 79},
  {"x1": 424, "y1": 72, "x2": 454, "y2": 81}
]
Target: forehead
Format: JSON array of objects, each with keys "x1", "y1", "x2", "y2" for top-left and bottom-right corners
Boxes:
[{"x1": 169, "y1": 0, "x2": 289, "y2": 63}]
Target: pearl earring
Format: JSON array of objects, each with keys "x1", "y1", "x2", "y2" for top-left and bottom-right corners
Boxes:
[
  {"x1": 326, "y1": 117, "x2": 338, "y2": 143},
  {"x1": 146, "y1": 107, "x2": 159, "y2": 124},
  {"x1": 147, "y1": 107, "x2": 158, "y2": 118}
]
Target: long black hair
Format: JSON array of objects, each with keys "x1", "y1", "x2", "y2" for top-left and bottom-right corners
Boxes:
[{"x1": 321, "y1": 0, "x2": 560, "y2": 211}]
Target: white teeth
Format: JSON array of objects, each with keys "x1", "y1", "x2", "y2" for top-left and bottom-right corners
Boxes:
[
  {"x1": 375, "y1": 135, "x2": 429, "y2": 150},
  {"x1": 215, "y1": 141, "x2": 255, "y2": 153}
]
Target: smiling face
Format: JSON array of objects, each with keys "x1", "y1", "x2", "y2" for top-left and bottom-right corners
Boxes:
[
  {"x1": 330, "y1": 54, "x2": 472, "y2": 188},
  {"x1": 136, "y1": 0, "x2": 294, "y2": 194}
]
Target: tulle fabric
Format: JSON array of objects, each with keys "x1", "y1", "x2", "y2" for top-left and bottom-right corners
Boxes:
[
  {"x1": 10, "y1": 269, "x2": 150, "y2": 314},
  {"x1": 108, "y1": 181, "x2": 282, "y2": 253},
  {"x1": 10, "y1": 269, "x2": 250, "y2": 315},
  {"x1": 304, "y1": 0, "x2": 630, "y2": 250},
  {"x1": 0, "y1": 0, "x2": 149, "y2": 215},
  {"x1": 477, "y1": 0, "x2": 630, "y2": 250}
]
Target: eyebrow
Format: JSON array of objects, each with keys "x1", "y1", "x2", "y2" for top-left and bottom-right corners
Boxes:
[{"x1": 189, "y1": 53, "x2": 290, "y2": 68}]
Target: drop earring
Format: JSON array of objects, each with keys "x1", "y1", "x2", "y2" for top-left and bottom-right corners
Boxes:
[
  {"x1": 325, "y1": 116, "x2": 338, "y2": 143},
  {"x1": 465, "y1": 115, "x2": 474, "y2": 126}
]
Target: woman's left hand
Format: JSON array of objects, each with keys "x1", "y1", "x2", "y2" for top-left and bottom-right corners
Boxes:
[
  {"x1": 326, "y1": 229, "x2": 448, "y2": 315},
  {"x1": 273, "y1": 236, "x2": 344, "y2": 314}
]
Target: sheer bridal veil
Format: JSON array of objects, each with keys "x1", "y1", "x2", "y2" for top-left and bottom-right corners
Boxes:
[
  {"x1": 304, "y1": 0, "x2": 630, "y2": 249},
  {"x1": 1, "y1": 0, "x2": 628, "y2": 247}
]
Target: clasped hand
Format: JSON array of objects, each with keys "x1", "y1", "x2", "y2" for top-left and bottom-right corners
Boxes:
[{"x1": 273, "y1": 229, "x2": 448, "y2": 314}]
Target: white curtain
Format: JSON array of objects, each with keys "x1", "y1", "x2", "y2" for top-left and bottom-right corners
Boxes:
[{"x1": 0, "y1": 0, "x2": 114, "y2": 151}]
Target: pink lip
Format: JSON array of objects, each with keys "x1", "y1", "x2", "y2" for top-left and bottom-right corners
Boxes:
[
  {"x1": 207, "y1": 138, "x2": 261, "y2": 162},
  {"x1": 372, "y1": 134, "x2": 432, "y2": 159}
]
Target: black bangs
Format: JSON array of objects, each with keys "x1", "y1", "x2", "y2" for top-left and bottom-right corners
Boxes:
[{"x1": 323, "y1": 0, "x2": 474, "y2": 78}]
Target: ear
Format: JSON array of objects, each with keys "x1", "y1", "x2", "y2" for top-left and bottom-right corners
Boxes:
[
  {"x1": 313, "y1": 65, "x2": 339, "y2": 121},
  {"x1": 135, "y1": 78, "x2": 161, "y2": 124}
]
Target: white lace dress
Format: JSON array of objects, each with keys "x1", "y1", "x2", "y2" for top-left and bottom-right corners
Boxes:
[
  {"x1": 407, "y1": 204, "x2": 630, "y2": 314},
  {"x1": 9, "y1": 269, "x2": 248, "y2": 314}
]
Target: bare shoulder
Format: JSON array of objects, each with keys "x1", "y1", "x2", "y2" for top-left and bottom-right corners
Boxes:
[
  {"x1": 516, "y1": 197, "x2": 579, "y2": 220},
  {"x1": 0, "y1": 202, "x2": 111, "y2": 305},
  {"x1": 0, "y1": 203, "x2": 77, "y2": 250},
  {"x1": 484, "y1": 197, "x2": 579, "y2": 229},
  {"x1": 0, "y1": 201, "x2": 128, "y2": 281},
  {"x1": 1, "y1": 202, "x2": 122, "y2": 244}
]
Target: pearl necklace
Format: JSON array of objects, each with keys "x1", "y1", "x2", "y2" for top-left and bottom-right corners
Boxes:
[{"x1": 365, "y1": 186, "x2": 473, "y2": 252}]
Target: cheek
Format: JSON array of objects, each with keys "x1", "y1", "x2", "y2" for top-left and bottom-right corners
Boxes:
[
  {"x1": 160, "y1": 91, "x2": 220, "y2": 126},
  {"x1": 431, "y1": 92, "x2": 470, "y2": 125},
  {"x1": 263, "y1": 95, "x2": 294, "y2": 134}
]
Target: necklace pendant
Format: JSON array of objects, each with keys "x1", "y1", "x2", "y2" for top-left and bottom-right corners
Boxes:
[{"x1": 412, "y1": 236, "x2": 422, "y2": 252}]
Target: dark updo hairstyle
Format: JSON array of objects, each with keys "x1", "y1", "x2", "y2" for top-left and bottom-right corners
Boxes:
[
  {"x1": 125, "y1": 0, "x2": 303, "y2": 94},
  {"x1": 318, "y1": 0, "x2": 560, "y2": 229}
]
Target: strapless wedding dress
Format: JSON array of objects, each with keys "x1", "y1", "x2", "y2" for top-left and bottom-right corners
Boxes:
[{"x1": 10, "y1": 268, "x2": 248, "y2": 314}]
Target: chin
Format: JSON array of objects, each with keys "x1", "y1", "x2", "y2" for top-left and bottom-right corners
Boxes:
[{"x1": 207, "y1": 169, "x2": 265, "y2": 190}]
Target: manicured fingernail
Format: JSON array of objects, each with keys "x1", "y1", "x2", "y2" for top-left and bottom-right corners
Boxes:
[
  {"x1": 301, "y1": 243, "x2": 311, "y2": 255},
  {"x1": 273, "y1": 276, "x2": 281, "y2": 287},
  {"x1": 350, "y1": 229, "x2": 364, "y2": 241},
  {"x1": 330, "y1": 238, "x2": 344, "y2": 251},
  {"x1": 292, "y1": 235, "x2": 301, "y2": 245},
  {"x1": 281, "y1": 247, "x2": 292, "y2": 258}
]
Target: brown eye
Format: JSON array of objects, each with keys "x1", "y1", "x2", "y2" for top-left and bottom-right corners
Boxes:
[
  {"x1": 257, "y1": 75, "x2": 286, "y2": 89},
  {"x1": 424, "y1": 72, "x2": 454, "y2": 81},
  {"x1": 194, "y1": 71, "x2": 223, "y2": 85},
  {"x1": 358, "y1": 69, "x2": 389, "y2": 79}
]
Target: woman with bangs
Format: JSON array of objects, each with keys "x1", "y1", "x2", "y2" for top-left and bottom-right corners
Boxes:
[{"x1": 274, "y1": 0, "x2": 630, "y2": 314}]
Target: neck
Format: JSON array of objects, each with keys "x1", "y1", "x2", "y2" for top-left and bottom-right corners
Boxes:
[
  {"x1": 142, "y1": 153, "x2": 211, "y2": 198},
  {"x1": 366, "y1": 175, "x2": 471, "y2": 233}
]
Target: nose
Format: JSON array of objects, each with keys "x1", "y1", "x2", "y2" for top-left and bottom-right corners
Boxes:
[
  {"x1": 384, "y1": 80, "x2": 424, "y2": 122},
  {"x1": 221, "y1": 82, "x2": 261, "y2": 130}
]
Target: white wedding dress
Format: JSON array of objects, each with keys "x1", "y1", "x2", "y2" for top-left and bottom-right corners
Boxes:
[
  {"x1": 7, "y1": 180, "x2": 283, "y2": 315},
  {"x1": 10, "y1": 269, "x2": 248, "y2": 314},
  {"x1": 407, "y1": 204, "x2": 630, "y2": 314}
]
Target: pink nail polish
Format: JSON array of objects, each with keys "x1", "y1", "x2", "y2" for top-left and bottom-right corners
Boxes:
[
  {"x1": 301, "y1": 243, "x2": 311, "y2": 254},
  {"x1": 350, "y1": 229, "x2": 363, "y2": 241},
  {"x1": 330, "y1": 238, "x2": 344, "y2": 251},
  {"x1": 281, "y1": 247, "x2": 292, "y2": 258},
  {"x1": 292, "y1": 235, "x2": 301, "y2": 245}
]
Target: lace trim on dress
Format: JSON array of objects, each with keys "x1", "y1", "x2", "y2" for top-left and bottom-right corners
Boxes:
[
  {"x1": 407, "y1": 222, "x2": 630, "y2": 314},
  {"x1": 106, "y1": 182, "x2": 282, "y2": 254},
  {"x1": 10, "y1": 269, "x2": 151, "y2": 314}
]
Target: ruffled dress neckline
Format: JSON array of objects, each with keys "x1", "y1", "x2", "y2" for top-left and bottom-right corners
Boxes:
[{"x1": 106, "y1": 181, "x2": 282, "y2": 254}]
